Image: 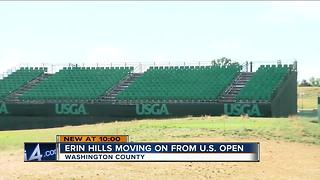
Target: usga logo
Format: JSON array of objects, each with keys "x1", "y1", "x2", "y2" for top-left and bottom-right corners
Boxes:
[
  {"x1": 55, "y1": 104, "x2": 88, "y2": 115},
  {"x1": 224, "y1": 103, "x2": 262, "y2": 117},
  {"x1": 136, "y1": 104, "x2": 169, "y2": 115},
  {"x1": 0, "y1": 103, "x2": 9, "y2": 114}
]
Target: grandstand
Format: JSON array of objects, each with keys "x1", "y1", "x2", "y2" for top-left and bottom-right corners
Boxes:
[
  {"x1": 0, "y1": 62, "x2": 297, "y2": 129},
  {"x1": 19, "y1": 67, "x2": 133, "y2": 102},
  {"x1": 0, "y1": 67, "x2": 47, "y2": 101},
  {"x1": 116, "y1": 65, "x2": 240, "y2": 102},
  {"x1": 236, "y1": 64, "x2": 292, "y2": 101}
]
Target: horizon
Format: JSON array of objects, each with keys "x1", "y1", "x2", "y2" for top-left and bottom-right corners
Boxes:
[{"x1": 1, "y1": 1, "x2": 319, "y2": 81}]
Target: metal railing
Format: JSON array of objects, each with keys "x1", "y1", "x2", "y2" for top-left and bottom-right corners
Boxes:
[{"x1": 0, "y1": 60, "x2": 297, "y2": 78}]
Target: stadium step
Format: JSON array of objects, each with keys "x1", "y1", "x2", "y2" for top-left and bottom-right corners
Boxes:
[
  {"x1": 99, "y1": 73, "x2": 143, "y2": 103},
  {"x1": 4, "y1": 73, "x2": 53, "y2": 102},
  {"x1": 218, "y1": 72, "x2": 254, "y2": 103}
]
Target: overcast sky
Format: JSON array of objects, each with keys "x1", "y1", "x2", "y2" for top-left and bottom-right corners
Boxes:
[{"x1": 0, "y1": 1, "x2": 319, "y2": 81}]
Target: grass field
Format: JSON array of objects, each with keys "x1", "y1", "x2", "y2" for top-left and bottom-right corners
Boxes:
[
  {"x1": 0, "y1": 116, "x2": 320, "y2": 179},
  {"x1": 298, "y1": 87, "x2": 320, "y2": 110},
  {"x1": 1, "y1": 116, "x2": 319, "y2": 151}
]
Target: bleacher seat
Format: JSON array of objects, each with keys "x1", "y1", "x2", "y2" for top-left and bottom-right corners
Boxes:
[
  {"x1": 236, "y1": 64, "x2": 290, "y2": 101},
  {"x1": 20, "y1": 67, "x2": 133, "y2": 101},
  {"x1": 0, "y1": 67, "x2": 45, "y2": 100},
  {"x1": 116, "y1": 65, "x2": 241, "y2": 101}
]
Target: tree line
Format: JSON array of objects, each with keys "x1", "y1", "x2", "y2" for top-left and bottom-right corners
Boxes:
[{"x1": 299, "y1": 77, "x2": 320, "y2": 87}]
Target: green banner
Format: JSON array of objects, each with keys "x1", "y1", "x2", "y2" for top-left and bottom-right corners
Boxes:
[{"x1": 0, "y1": 102, "x2": 271, "y2": 117}]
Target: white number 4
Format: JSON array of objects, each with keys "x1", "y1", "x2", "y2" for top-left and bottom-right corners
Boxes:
[{"x1": 29, "y1": 144, "x2": 43, "y2": 161}]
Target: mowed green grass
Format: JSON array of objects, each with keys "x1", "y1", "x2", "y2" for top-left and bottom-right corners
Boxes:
[
  {"x1": 298, "y1": 87, "x2": 320, "y2": 110},
  {"x1": 0, "y1": 116, "x2": 319, "y2": 151}
]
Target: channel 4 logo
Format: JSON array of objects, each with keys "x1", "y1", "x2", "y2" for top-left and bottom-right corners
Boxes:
[{"x1": 24, "y1": 143, "x2": 57, "y2": 162}]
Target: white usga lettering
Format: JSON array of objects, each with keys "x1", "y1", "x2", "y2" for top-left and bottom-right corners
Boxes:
[
  {"x1": 55, "y1": 104, "x2": 88, "y2": 115},
  {"x1": 250, "y1": 104, "x2": 261, "y2": 116},
  {"x1": 136, "y1": 104, "x2": 169, "y2": 115},
  {"x1": 224, "y1": 104, "x2": 261, "y2": 117},
  {"x1": 0, "y1": 103, "x2": 9, "y2": 114}
]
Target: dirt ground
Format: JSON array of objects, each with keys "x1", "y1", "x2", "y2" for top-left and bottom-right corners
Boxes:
[{"x1": 1, "y1": 137, "x2": 320, "y2": 180}]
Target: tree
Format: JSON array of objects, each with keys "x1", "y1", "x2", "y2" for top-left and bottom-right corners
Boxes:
[
  {"x1": 309, "y1": 77, "x2": 320, "y2": 87},
  {"x1": 299, "y1": 79, "x2": 312, "y2": 87},
  {"x1": 211, "y1": 57, "x2": 241, "y2": 68}
]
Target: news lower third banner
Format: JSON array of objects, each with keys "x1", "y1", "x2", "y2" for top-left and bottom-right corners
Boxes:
[
  {"x1": 25, "y1": 135, "x2": 259, "y2": 162},
  {"x1": 57, "y1": 142, "x2": 259, "y2": 162}
]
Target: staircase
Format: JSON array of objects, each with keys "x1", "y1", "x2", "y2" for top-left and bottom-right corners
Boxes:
[
  {"x1": 100, "y1": 73, "x2": 143, "y2": 102},
  {"x1": 5, "y1": 74, "x2": 52, "y2": 102},
  {"x1": 219, "y1": 72, "x2": 254, "y2": 103}
]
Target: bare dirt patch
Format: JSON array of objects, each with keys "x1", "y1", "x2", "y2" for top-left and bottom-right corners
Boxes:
[{"x1": 1, "y1": 137, "x2": 319, "y2": 180}]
